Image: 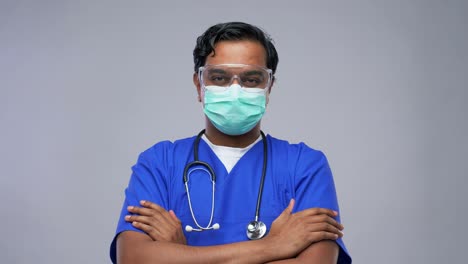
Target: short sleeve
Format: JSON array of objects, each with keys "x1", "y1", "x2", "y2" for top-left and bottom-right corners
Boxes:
[
  {"x1": 291, "y1": 143, "x2": 352, "y2": 263},
  {"x1": 109, "y1": 141, "x2": 172, "y2": 263}
]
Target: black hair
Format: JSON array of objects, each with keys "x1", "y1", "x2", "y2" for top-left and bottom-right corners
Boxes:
[{"x1": 193, "y1": 22, "x2": 279, "y2": 74}]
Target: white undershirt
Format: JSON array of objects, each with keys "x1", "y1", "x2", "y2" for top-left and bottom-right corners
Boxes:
[{"x1": 201, "y1": 134, "x2": 262, "y2": 173}]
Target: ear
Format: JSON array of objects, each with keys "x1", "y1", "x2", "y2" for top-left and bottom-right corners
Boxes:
[{"x1": 193, "y1": 72, "x2": 202, "y2": 102}]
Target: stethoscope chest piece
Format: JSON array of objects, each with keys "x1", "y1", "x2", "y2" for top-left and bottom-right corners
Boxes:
[{"x1": 246, "y1": 220, "x2": 267, "y2": 240}]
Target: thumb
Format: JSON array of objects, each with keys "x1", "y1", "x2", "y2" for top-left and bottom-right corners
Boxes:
[
  {"x1": 169, "y1": 210, "x2": 180, "y2": 222},
  {"x1": 270, "y1": 199, "x2": 295, "y2": 231},
  {"x1": 280, "y1": 199, "x2": 295, "y2": 217},
  {"x1": 286, "y1": 199, "x2": 295, "y2": 214}
]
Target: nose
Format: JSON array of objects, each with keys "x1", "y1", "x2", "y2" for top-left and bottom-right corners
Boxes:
[{"x1": 230, "y1": 75, "x2": 241, "y2": 85}]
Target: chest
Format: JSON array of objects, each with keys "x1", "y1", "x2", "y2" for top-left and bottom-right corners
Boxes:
[{"x1": 166, "y1": 146, "x2": 292, "y2": 245}]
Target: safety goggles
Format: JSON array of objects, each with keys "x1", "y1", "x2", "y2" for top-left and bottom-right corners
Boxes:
[{"x1": 199, "y1": 64, "x2": 273, "y2": 90}]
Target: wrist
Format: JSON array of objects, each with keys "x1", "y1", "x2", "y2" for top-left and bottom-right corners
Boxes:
[{"x1": 262, "y1": 235, "x2": 288, "y2": 260}]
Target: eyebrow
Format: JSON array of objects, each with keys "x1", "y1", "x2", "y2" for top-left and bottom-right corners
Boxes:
[
  {"x1": 242, "y1": 70, "x2": 265, "y2": 76},
  {"x1": 206, "y1": 68, "x2": 266, "y2": 77},
  {"x1": 207, "y1": 68, "x2": 227, "y2": 74}
]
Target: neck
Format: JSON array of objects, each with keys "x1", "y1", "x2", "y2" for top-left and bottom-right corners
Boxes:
[{"x1": 204, "y1": 118, "x2": 261, "y2": 148}]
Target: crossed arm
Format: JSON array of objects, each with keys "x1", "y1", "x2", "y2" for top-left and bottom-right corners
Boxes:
[{"x1": 116, "y1": 199, "x2": 343, "y2": 264}]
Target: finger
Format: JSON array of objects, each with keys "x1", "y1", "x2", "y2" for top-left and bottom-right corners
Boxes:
[
  {"x1": 140, "y1": 210, "x2": 177, "y2": 228},
  {"x1": 125, "y1": 212, "x2": 177, "y2": 232},
  {"x1": 276, "y1": 199, "x2": 294, "y2": 221},
  {"x1": 272, "y1": 199, "x2": 295, "y2": 227},
  {"x1": 140, "y1": 201, "x2": 178, "y2": 226},
  {"x1": 126, "y1": 214, "x2": 178, "y2": 238},
  {"x1": 131, "y1": 221, "x2": 159, "y2": 241},
  {"x1": 295, "y1": 207, "x2": 338, "y2": 218},
  {"x1": 307, "y1": 222, "x2": 344, "y2": 238},
  {"x1": 128, "y1": 205, "x2": 174, "y2": 224},
  {"x1": 283, "y1": 199, "x2": 295, "y2": 215},
  {"x1": 127, "y1": 206, "x2": 156, "y2": 216},
  {"x1": 302, "y1": 207, "x2": 337, "y2": 217},
  {"x1": 288, "y1": 199, "x2": 295, "y2": 213},
  {"x1": 169, "y1": 210, "x2": 181, "y2": 223},
  {"x1": 140, "y1": 200, "x2": 166, "y2": 213},
  {"x1": 302, "y1": 214, "x2": 344, "y2": 231},
  {"x1": 125, "y1": 215, "x2": 156, "y2": 226},
  {"x1": 308, "y1": 231, "x2": 340, "y2": 242},
  {"x1": 324, "y1": 216, "x2": 344, "y2": 231}
]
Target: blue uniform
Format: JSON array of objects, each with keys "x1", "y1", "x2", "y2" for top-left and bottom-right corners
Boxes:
[{"x1": 110, "y1": 134, "x2": 352, "y2": 263}]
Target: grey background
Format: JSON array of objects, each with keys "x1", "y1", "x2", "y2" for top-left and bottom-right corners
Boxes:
[{"x1": 1, "y1": 0, "x2": 467, "y2": 263}]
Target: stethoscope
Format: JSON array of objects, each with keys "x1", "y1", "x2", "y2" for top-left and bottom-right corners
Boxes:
[{"x1": 183, "y1": 129, "x2": 268, "y2": 240}]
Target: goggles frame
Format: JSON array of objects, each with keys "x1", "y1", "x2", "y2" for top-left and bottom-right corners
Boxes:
[{"x1": 198, "y1": 64, "x2": 273, "y2": 90}]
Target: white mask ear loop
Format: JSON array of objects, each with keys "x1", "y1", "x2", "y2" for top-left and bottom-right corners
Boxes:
[{"x1": 184, "y1": 167, "x2": 217, "y2": 231}]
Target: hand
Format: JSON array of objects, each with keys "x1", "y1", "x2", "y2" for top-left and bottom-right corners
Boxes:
[
  {"x1": 125, "y1": 200, "x2": 187, "y2": 245},
  {"x1": 265, "y1": 199, "x2": 344, "y2": 258}
]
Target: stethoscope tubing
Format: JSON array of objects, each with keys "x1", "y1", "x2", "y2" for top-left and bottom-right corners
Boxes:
[
  {"x1": 255, "y1": 130, "x2": 267, "y2": 221},
  {"x1": 184, "y1": 167, "x2": 216, "y2": 230},
  {"x1": 183, "y1": 129, "x2": 268, "y2": 238}
]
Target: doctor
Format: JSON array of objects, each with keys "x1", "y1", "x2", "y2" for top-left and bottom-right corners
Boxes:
[{"x1": 111, "y1": 22, "x2": 351, "y2": 263}]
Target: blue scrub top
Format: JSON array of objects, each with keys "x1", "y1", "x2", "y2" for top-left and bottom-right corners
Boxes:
[{"x1": 110, "y1": 134, "x2": 352, "y2": 263}]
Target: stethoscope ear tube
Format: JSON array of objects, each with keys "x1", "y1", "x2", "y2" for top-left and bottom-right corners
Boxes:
[{"x1": 186, "y1": 223, "x2": 220, "y2": 232}]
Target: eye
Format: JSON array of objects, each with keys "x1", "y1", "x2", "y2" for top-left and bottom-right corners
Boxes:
[
  {"x1": 208, "y1": 74, "x2": 230, "y2": 85},
  {"x1": 242, "y1": 77, "x2": 263, "y2": 87},
  {"x1": 211, "y1": 76, "x2": 226, "y2": 81}
]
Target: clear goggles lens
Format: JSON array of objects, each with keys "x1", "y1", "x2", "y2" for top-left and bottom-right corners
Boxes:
[{"x1": 199, "y1": 64, "x2": 272, "y2": 89}]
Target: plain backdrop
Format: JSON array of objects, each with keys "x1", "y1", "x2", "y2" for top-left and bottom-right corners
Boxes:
[{"x1": 1, "y1": 0, "x2": 467, "y2": 263}]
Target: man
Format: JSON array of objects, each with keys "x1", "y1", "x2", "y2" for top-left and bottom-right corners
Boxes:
[{"x1": 110, "y1": 22, "x2": 351, "y2": 263}]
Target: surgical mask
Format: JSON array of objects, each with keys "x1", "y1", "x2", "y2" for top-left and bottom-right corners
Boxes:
[{"x1": 203, "y1": 84, "x2": 267, "y2": 136}]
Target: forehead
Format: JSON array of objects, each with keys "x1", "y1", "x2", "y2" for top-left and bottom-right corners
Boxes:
[{"x1": 205, "y1": 40, "x2": 267, "y2": 67}]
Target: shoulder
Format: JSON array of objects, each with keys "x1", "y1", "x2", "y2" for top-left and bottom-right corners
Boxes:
[
  {"x1": 136, "y1": 135, "x2": 196, "y2": 164},
  {"x1": 267, "y1": 134, "x2": 328, "y2": 163}
]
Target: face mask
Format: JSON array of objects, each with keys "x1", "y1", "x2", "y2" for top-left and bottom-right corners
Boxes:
[{"x1": 203, "y1": 84, "x2": 267, "y2": 136}]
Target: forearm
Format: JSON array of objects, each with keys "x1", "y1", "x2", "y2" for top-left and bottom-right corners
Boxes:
[
  {"x1": 265, "y1": 240, "x2": 339, "y2": 264},
  {"x1": 117, "y1": 231, "x2": 284, "y2": 264}
]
